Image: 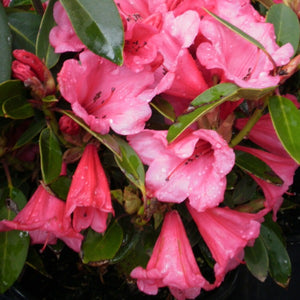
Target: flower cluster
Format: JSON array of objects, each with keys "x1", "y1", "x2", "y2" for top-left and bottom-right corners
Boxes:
[{"x1": 0, "y1": 0, "x2": 299, "y2": 298}]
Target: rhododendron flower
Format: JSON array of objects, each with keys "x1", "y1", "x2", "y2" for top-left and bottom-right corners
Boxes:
[
  {"x1": 236, "y1": 145, "x2": 298, "y2": 219},
  {"x1": 49, "y1": 2, "x2": 85, "y2": 53},
  {"x1": 197, "y1": 13, "x2": 294, "y2": 88},
  {"x1": 65, "y1": 144, "x2": 114, "y2": 233},
  {"x1": 58, "y1": 50, "x2": 155, "y2": 135},
  {"x1": 131, "y1": 210, "x2": 208, "y2": 299},
  {"x1": 187, "y1": 203, "x2": 262, "y2": 288},
  {"x1": 0, "y1": 185, "x2": 83, "y2": 252},
  {"x1": 128, "y1": 129, "x2": 235, "y2": 211}
]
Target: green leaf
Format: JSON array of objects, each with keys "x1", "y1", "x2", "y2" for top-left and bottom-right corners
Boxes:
[
  {"x1": 151, "y1": 96, "x2": 176, "y2": 122},
  {"x1": 167, "y1": 83, "x2": 239, "y2": 142},
  {"x1": 0, "y1": 187, "x2": 30, "y2": 293},
  {"x1": 0, "y1": 80, "x2": 27, "y2": 116},
  {"x1": 49, "y1": 176, "x2": 71, "y2": 201},
  {"x1": 60, "y1": 0, "x2": 124, "y2": 65},
  {"x1": 167, "y1": 83, "x2": 276, "y2": 142},
  {"x1": 268, "y1": 95, "x2": 300, "y2": 164},
  {"x1": 245, "y1": 236, "x2": 269, "y2": 282},
  {"x1": 2, "y1": 96, "x2": 34, "y2": 119},
  {"x1": 61, "y1": 110, "x2": 121, "y2": 158},
  {"x1": 235, "y1": 150, "x2": 284, "y2": 185},
  {"x1": 39, "y1": 127, "x2": 62, "y2": 184},
  {"x1": 7, "y1": 11, "x2": 42, "y2": 53},
  {"x1": 36, "y1": 0, "x2": 60, "y2": 68},
  {"x1": 82, "y1": 221, "x2": 123, "y2": 264},
  {"x1": 13, "y1": 119, "x2": 46, "y2": 149},
  {"x1": 266, "y1": 4, "x2": 300, "y2": 54},
  {"x1": 0, "y1": 5, "x2": 12, "y2": 83},
  {"x1": 204, "y1": 8, "x2": 276, "y2": 68},
  {"x1": 114, "y1": 136, "x2": 146, "y2": 196},
  {"x1": 260, "y1": 218, "x2": 291, "y2": 287}
]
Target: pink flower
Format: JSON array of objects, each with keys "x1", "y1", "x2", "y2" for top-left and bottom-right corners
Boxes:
[
  {"x1": 128, "y1": 129, "x2": 235, "y2": 211},
  {"x1": 0, "y1": 185, "x2": 83, "y2": 252},
  {"x1": 49, "y1": 2, "x2": 85, "y2": 53},
  {"x1": 235, "y1": 145, "x2": 298, "y2": 219},
  {"x1": 187, "y1": 203, "x2": 262, "y2": 288},
  {"x1": 2, "y1": 0, "x2": 11, "y2": 7},
  {"x1": 59, "y1": 115, "x2": 80, "y2": 135},
  {"x1": 131, "y1": 210, "x2": 208, "y2": 299},
  {"x1": 65, "y1": 144, "x2": 114, "y2": 233},
  {"x1": 58, "y1": 50, "x2": 155, "y2": 135},
  {"x1": 197, "y1": 11, "x2": 294, "y2": 88}
]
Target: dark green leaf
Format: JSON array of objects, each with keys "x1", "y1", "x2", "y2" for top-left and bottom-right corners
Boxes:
[
  {"x1": 245, "y1": 236, "x2": 269, "y2": 282},
  {"x1": 266, "y1": 4, "x2": 300, "y2": 54},
  {"x1": 26, "y1": 248, "x2": 52, "y2": 279},
  {"x1": 114, "y1": 136, "x2": 145, "y2": 196},
  {"x1": 49, "y1": 176, "x2": 71, "y2": 201},
  {"x1": 235, "y1": 150, "x2": 284, "y2": 185},
  {"x1": 2, "y1": 96, "x2": 34, "y2": 119},
  {"x1": 7, "y1": 11, "x2": 42, "y2": 53},
  {"x1": 0, "y1": 80, "x2": 27, "y2": 116},
  {"x1": 62, "y1": 110, "x2": 121, "y2": 157},
  {"x1": 232, "y1": 174, "x2": 258, "y2": 205},
  {"x1": 0, "y1": 5, "x2": 12, "y2": 83},
  {"x1": 13, "y1": 119, "x2": 46, "y2": 149},
  {"x1": 268, "y1": 95, "x2": 300, "y2": 164},
  {"x1": 82, "y1": 221, "x2": 123, "y2": 264},
  {"x1": 260, "y1": 219, "x2": 291, "y2": 287},
  {"x1": 10, "y1": 0, "x2": 32, "y2": 6},
  {"x1": 39, "y1": 127, "x2": 62, "y2": 184},
  {"x1": 60, "y1": 0, "x2": 124, "y2": 65},
  {"x1": 0, "y1": 188, "x2": 30, "y2": 293},
  {"x1": 36, "y1": 0, "x2": 60, "y2": 68},
  {"x1": 151, "y1": 96, "x2": 176, "y2": 122}
]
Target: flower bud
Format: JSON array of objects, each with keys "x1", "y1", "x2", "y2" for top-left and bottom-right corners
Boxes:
[{"x1": 59, "y1": 115, "x2": 80, "y2": 135}]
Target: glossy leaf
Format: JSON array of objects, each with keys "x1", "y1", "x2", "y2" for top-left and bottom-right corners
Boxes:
[
  {"x1": 0, "y1": 187, "x2": 30, "y2": 294},
  {"x1": 204, "y1": 8, "x2": 276, "y2": 68},
  {"x1": 269, "y1": 95, "x2": 300, "y2": 164},
  {"x1": 0, "y1": 4, "x2": 12, "y2": 83},
  {"x1": 0, "y1": 80, "x2": 27, "y2": 116},
  {"x1": 266, "y1": 4, "x2": 300, "y2": 54},
  {"x1": 82, "y1": 221, "x2": 123, "y2": 264},
  {"x1": 150, "y1": 96, "x2": 176, "y2": 122},
  {"x1": 13, "y1": 119, "x2": 46, "y2": 149},
  {"x1": 61, "y1": 110, "x2": 121, "y2": 158},
  {"x1": 114, "y1": 136, "x2": 146, "y2": 196},
  {"x1": 260, "y1": 217, "x2": 291, "y2": 287},
  {"x1": 60, "y1": 0, "x2": 124, "y2": 65},
  {"x1": 235, "y1": 150, "x2": 283, "y2": 185},
  {"x1": 2, "y1": 96, "x2": 34, "y2": 119},
  {"x1": 167, "y1": 84, "x2": 276, "y2": 142},
  {"x1": 36, "y1": 0, "x2": 60, "y2": 68},
  {"x1": 245, "y1": 236, "x2": 269, "y2": 282},
  {"x1": 39, "y1": 127, "x2": 62, "y2": 184},
  {"x1": 49, "y1": 176, "x2": 71, "y2": 201},
  {"x1": 7, "y1": 11, "x2": 42, "y2": 53}
]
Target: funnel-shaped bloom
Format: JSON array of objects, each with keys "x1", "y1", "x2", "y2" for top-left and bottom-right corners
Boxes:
[
  {"x1": 58, "y1": 50, "x2": 154, "y2": 135},
  {"x1": 187, "y1": 203, "x2": 262, "y2": 288},
  {"x1": 0, "y1": 185, "x2": 83, "y2": 252},
  {"x1": 131, "y1": 210, "x2": 208, "y2": 299},
  {"x1": 65, "y1": 144, "x2": 114, "y2": 233},
  {"x1": 235, "y1": 145, "x2": 298, "y2": 219},
  {"x1": 128, "y1": 129, "x2": 235, "y2": 211}
]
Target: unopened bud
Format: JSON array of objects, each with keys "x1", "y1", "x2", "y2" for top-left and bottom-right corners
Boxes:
[{"x1": 59, "y1": 115, "x2": 80, "y2": 135}]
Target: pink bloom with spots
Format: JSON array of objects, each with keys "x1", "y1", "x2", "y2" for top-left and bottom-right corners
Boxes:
[
  {"x1": 58, "y1": 50, "x2": 154, "y2": 135},
  {"x1": 131, "y1": 210, "x2": 208, "y2": 299},
  {"x1": 187, "y1": 203, "x2": 262, "y2": 288},
  {"x1": 0, "y1": 185, "x2": 83, "y2": 252},
  {"x1": 65, "y1": 144, "x2": 114, "y2": 233},
  {"x1": 128, "y1": 129, "x2": 235, "y2": 211},
  {"x1": 197, "y1": 9, "x2": 294, "y2": 88}
]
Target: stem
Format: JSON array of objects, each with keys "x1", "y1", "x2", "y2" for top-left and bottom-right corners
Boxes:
[
  {"x1": 2, "y1": 159, "x2": 13, "y2": 189},
  {"x1": 229, "y1": 97, "x2": 269, "y2": 148},
  {"x1": 32, "y1": 0, "x2": 44, "y2": 16}
]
